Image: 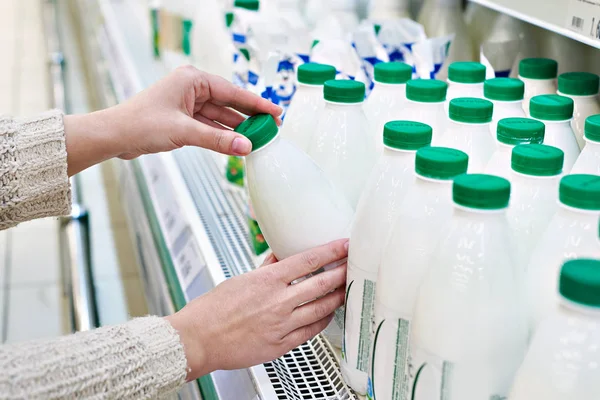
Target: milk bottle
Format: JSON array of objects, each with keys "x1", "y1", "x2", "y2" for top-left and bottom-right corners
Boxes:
[
  {"x1": 484, "y1": 78, "x2": 526, "y2": 136},
  {"x1": 529, "y1": 94, "x2": 579, "y2": 173},
  {"x1": 400, "y1": 79, "x2": 448, "y2": 145},
  {"x1": 410, "y1": 174, "x2": 528, "y2": 400},
  {"x1": 527, "y1": 174, "x2": 600, "y2": 331},
  {"x1": 507, "y1": 144, "x2": 564, "y2": 268},
  {"x1": 365, "y1": 62, "x2": 413, "y2": 155},
  {"x1": 557, "y1": 72, "x2": 600, "y2": 150},
  {"x1": 281, "y1": 63, "x2": 337, "y2": 152},
  {"x1": 572, "y1": 115, "x2": 600, "y2": 174},
  {"x1": 342, "y1": 121, "x2": 433, "y2": 394},
  {"x1": 485, "y1": 118, "x2": 545, "y2": 179},
  {"x1": 445, "y1": 62, "x2": 486, "y2": 109},
  {"x1": 518, "y1": 58, "x2": 558, "y2": 115},
  {"x1": 309, "y1": 80, "x2": 375, "y2": 208},
  {"x1": 367, "y1": 147, "x2": 468, "y2": 400},
  {"x1": 437, "y1": 98, "x2": 495, "y2": 172},
  {"x1": 509, "y1": 259, "x2": 600, "y2": 400}
]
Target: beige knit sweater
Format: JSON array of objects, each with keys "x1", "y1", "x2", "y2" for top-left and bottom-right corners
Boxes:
[{"x1": 0, "y1": 111, "x2": 188, "y2": 399}]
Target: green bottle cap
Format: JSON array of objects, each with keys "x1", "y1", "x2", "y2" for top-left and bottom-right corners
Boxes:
[
  {"x1": 234, "y1": 114, "x2": 278, "y2": 151},
  {"x1": 484, "y1": 78, "x2": 525, "y2": 101},
  {"x1": 585, "y1": 114, "x2": 600, "y2": 142},
  {"x1": 559, "y1": 174, "x2": 600, "y2": 210},
  {"x1": 560, "y1": 259, "x2": 600, "y2": 307},
  {"x1": 449, "y1": 98, "x2": 493, "y2": 124},
  {"x1": 406, "y1": 79, "x2": 448, "y2": 103},
  {"x1": 448, "y1": 62, "x2": 486, "y2": 84},
  {"x1": 558, "y1": 72, "x2": 600, "y2": 96},
  {"x1": 415, "y1": 147, "x2": 469, "y2": 180},
  {"x1": 383, "y1": 121, "x2": 432, "y2": 150},
  {"x1": 324, "y1": 80, "x2": 365, "y2": 103},
  {"x1": 519, "y1": 58, "x2": 558, "y2": 80},
  {"x1": 511, "y1": 144, "x2": 564, "y2": 177},
  {"x1": 297, "y1": 63, "x2": 336, "y2": 85},
  {"x1": 497, "y1": 118, "x2": 545, "y2": 145},
  {"x1": 234, "y1": 0, "x2": 259, "y2": 10},
  {"x1": 453, "y1": 174, "x2": 511, "y2": 210},
  {"x1": 374, "y1": 62, "x2": 412, "y2": 84},
  {"x1": 530, "y1": 95, "x2": 574, "y2": 121}
]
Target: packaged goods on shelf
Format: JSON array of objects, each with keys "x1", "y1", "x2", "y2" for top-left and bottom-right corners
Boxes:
[
  {"x1": 483, "y1": 77, "x2": 526, "y2": 136},
  {"x1": 400, "y1": 79, "x2": 448, "y2": 144}
]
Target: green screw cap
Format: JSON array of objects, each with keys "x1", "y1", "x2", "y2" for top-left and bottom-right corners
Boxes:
[
  {"x1": 453, "y1": 174, "x2": 511, "y2": 210},
  {"x1": 585, "y1": 114, "x2": 600, "y2": 142},
  {"x1": 406, "y1": 79, "x2": 448, "y2": 103},
  {"x1": 484, "y1": 78, "x2": 525, "y2": 101},
  {"x1": 449, "y1": 98, "x2": 493, "y2": 124},
  {"x1": 530, "y1": 95, "x2": 574, "y2": 121},
  {"x1": 559, "y1": 174, "x2": 600, "y2": 210},
  {"x1": 448, "y1": 62, "x2": 486, "y2": 84},
  {"x1": 497, "y1": 118, "x2": 545, "y2": 145},
  {"x1": 374, "y1": 62, "x2": 412, "y2": 84},
  {"x1": 324, "y1": 80, "x2": 365, "y2": 103},
  {"x1": 415, "y1": 147, "x2": 469, "y2": 180},
  {"x1": 234, "y1": 0, "x2": 259, "y2": 10},
  {"x1": 558, "y1": 72, "x2": 600, "y2": 96},
  {"x1": 511, "y1": 144, "x2": 564, "y2": 177},
  {"x1": 560, "y1": 259, "x2": 600, "y2": 307},
  {"x1": 383, "y1": 121, "x2": 432, "y2": 150},
  {"x1": 297, "y1": 63, "x2": 336, "y2": 85},
  {"x1": 234, "y1": 114, "x2": 278, "y2": 152},
  {"x1": 519, "y1": 58, "x2": 558, "y2": 80}
]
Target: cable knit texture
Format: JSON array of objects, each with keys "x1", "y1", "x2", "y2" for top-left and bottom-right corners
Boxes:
[
  {"x1": 0, "y1": 110, "x2": 71, "y2": 230},
  {"x1": 0, "y1": 316, "x2": 188, "y2": 399}
]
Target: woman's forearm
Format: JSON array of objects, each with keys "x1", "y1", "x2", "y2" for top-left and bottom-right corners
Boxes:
[{"x1": 0, "y1": 317, "x2": 188, "y2": 398}]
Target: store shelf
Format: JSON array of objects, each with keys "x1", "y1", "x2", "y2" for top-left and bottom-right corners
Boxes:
[
  {"x1": 471, "y1": 0, "x2": 600, "y2": 49},
  {"x1": 72, "y1": 0, "x2": 361, "y2": 399}
]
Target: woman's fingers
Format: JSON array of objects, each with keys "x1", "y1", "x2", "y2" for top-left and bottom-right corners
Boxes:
[
  {"x1": 204, "y1": 73, "x2": 283, "y2": 117},
  {"x1": 283, "y1": 313, "x2": 335, "y2": 350},
  {"x1": 288, "y1": 288, "x2": 345, "y2": 332},
  {"x1": 285, "y1": 263, "x2": 347, "y2": 306},
  {"x1": 197, "y1": 103, "x2": 246, "y2": 129},
  {"x1": 183, "y1": 119, "x2": 253, "y2": 156},
  {"x1": 275, "y1": 239, "x2": 349, "y2": 284}
]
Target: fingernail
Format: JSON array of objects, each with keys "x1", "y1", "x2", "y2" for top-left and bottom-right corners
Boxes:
[
  {"x1": 232, "y1": 137, "x2": 252, "y2": 155},
  {"x1": 344, "y1": 240, "x2": 349, "y2": 251}
]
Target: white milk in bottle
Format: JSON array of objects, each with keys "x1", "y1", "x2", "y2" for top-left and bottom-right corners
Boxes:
[
  {"x1": 236, "y1": 114, "x2": 354, "y2": 346},
  {"x1": 527, "y1": 174, "x2": 600, "y2": 331},
  {"x1": 401, "y1": 79, "x2": 448, "y2": 145},
  {"x1": 410, "y1": 174, "x2": 528, "y2": 400},
  {"x1": 507, "y1": 144, "x2": 564, "y2": 268},
  {"x1": 529, "y1": 94, "x2": 579, "y2": 173},
  {"x1": 342, "y1": 121, "x2": 433, "y2": 395},
  {"x1": 364, "y1": 62, "x2": 413, "y2": 155},
  {"x1": 437, "y1": 97, "x2": 495, "y2": 172},
  {"x1": 510, "y1": 259, "x2": 600, "y2": 400},
  {"x1": 485, "y1": 118, "x2": 545, "y2": 179},
  {"x1": 518, "y1": 58, "x2": 558, "y2": 116},
  {"x1": 281, "y1": 63, "x2": 336, "y2": 152},
  {"x1": 572, "y1": 115, "x2": 600, "y2": 174},
  {"x1": 557, "y1": 72, "x2": 600, "y2": 150},
  {"x1": 484, "y1": 78, "x2": 526, "y2": 137},
  {"x1": 367, "y1": 147, "x2": 468, "y2": 400},
  {"x1": 309, "y1": 80, "x2": 375, "y2": 208},
  {"x1": 445, "y1": 62, "x2": 486, "y2": 110}
]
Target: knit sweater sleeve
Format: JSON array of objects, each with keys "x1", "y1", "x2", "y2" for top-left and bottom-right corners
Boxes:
[
  {"x1": 0, "y1": 110, "x2": 71, "y2": 230},
  {"x1": 0, "y1": 316, "x2": 188, "y2": 399}
]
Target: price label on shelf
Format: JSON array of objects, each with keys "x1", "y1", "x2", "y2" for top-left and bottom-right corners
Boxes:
[
  {"x1": 566, "y1": 0, "x2": 600, "y2": 41},
  {"x1": 173, "y1": 233, "x2": 207, "y2": 291}
]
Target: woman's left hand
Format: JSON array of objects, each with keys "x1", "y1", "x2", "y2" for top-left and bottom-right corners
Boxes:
[{"x1": 64, "y1": 66, "x2": 282, "y2": 176}]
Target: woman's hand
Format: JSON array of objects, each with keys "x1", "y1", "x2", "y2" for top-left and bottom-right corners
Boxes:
[
  {"x1": 166, "y1": 239, "x2": 348, "y2": 381},
  {"x1": 64, "y1": 66, "x2": 282, "y2": 176}
]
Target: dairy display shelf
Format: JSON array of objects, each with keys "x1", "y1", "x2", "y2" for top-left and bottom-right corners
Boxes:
[
  {"x1": 471, "y1": 0, "x2": 600, "y2": 49},
  {"x1": 72, "y1": 0, "x2": 360, "y2": 398}
]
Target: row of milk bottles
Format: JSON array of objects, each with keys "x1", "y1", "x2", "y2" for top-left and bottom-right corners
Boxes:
[{"x1": 232, "y1": 57, "x2": 600, "y2": 398}]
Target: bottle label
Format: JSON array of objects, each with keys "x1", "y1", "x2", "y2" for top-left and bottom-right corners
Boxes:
[
  {"x1": 342, "y1": 266, "x2": 376, "y2": 373},
  {"x1": 368, "y1": 306, "x2": 411, "y2": 400}
]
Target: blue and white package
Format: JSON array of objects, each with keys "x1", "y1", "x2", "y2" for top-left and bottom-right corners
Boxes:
[
  {"x1": 412, "y1": 34, "x2": 453, "y2": 80},
  {"x1": 376, "y1": 19, "x2": 426, "y2": 72},
  {"x1": 352, "y1": 22, "x2": 389, "y2": 95}
]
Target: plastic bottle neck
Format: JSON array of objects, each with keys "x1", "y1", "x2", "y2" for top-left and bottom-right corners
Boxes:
[
  {"x1": 448, "y1": 119, "x2": 490, "y2": 128},
  {"x1": 558, "y1": 90, "x2": 600, "y2": 101},
  {"x1": 324, "y1": 100, "x2": 364, "y2": 110},
  {"x1": 453, "y1": 204, "x2": 508, "y2": 215},
  {"x1": 558, "y1": 201, "x2": 600, "y2": 215},
  {"x1": 559, "y1": 297, "x2": 600, "y2": 318},
  {"x1": 584, "y1": 137, "x2": 600, "y2": 146},
  {"x1": 248, "y1": 133, "x2": 281, "y2": 155}
]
